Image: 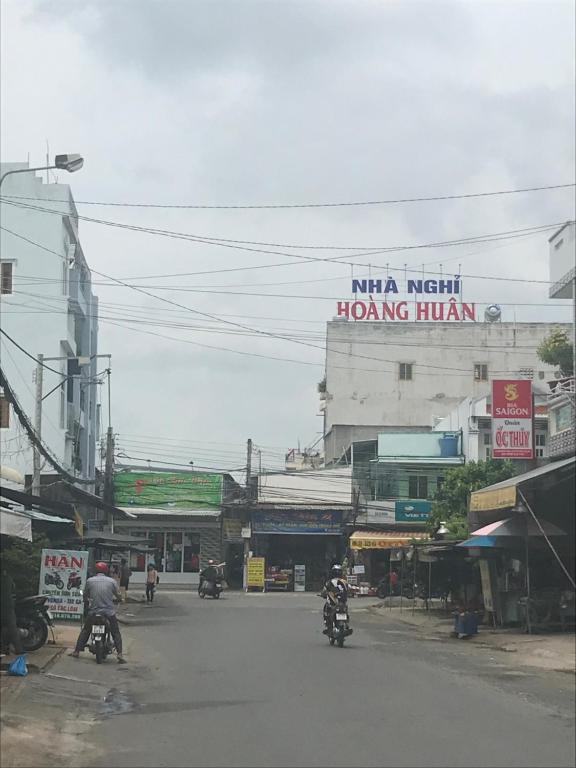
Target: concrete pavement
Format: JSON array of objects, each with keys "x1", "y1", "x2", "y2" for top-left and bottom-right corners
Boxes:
[{"x1": 1, "y1": 591, "x2": 574, "y2": 768}]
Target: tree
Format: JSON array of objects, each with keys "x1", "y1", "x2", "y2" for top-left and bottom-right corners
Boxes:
[
  {"x1": 0, "y1": 534, "x2": 50, "y2": 598},
  {"x1": 428, "y1": 459, "x2": 518, "y2": 540},
  {"x1": 537, "y1": 329, "x2": 574, "y2": 376}
]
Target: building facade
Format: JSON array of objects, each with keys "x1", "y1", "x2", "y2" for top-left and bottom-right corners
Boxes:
[
  {"x1": 322, "y1": 320, "x2": 571, "y2": 465},
  {"x1": 0, "y1": 163, "x2": 99, "y2": 484},
  {"x1": 433, "y1": 393, "x2": 550, "y2": 464},
  {"x1": 547, "y1": 222, "x2": 575, "y2": 460}
]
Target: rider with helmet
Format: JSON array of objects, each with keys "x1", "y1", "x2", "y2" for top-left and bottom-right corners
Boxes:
[
  {"x1": 71, "y1": 561, "x2": 126, "y2": 663},
  {"x1": 198, "y1": 559, "x2": 219, "y2": 594},
  {"x1": 321, "y1": 564, "x2": 348, "y2": 634}
]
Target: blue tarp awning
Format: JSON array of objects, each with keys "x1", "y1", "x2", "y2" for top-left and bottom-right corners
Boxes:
[{"x1": 457, "y1": 536, "x2": 506, "y2": 549}]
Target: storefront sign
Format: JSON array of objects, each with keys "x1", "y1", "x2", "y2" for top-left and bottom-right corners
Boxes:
[
  {"x1": 294, "y1": 564, "x2": 306, "y2": 592},
  {"x1": 479, "y1": 559, "x2": 495, "y2": 613},
  {"x1": 246, "y1": 557, "x2": 265, "y2": 589},
  {"x1": 39, "y1": 549, "x2": 89, "y2": 621},
  {"x1": 336, "y1": 276, "x2": 476, "y2": 322},
  {"x1": 492, "y1": 380, "x2": 534, "y2": 459},
  {"x1": 114, "y1": 471, "x2": 222, "y2": 509},
  {"x1": 252, "y1": 510, "x2": 342, "y2": 535},
  {"x1": 394, "y1": 500, "x2": 431, "y2": 522},
  {"x1": 223, "y1": 519, "x2": 243, "y2": 541}
]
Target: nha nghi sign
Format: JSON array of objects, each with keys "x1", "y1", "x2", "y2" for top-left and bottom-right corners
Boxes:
[{"x1": 336, "y1": 275, "x2": 476, "y2": 322}]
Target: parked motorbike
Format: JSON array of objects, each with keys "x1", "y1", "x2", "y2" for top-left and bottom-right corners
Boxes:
[
  {"x1": 15, "y1": 595, "x2": 54, "y2": 652},
  {"x1": 44, "y1": 571, "x2": 64, "y2": 590},
  {"x1": 199, "y1": 579, "x2": 223, "y2": 599},
  {"x1": 87, "y1": 614, "x2": 115, "y2": 664},
  {"x1": 324, "y1": 593, "x2": 353, "y2": 648},
  {"x1": 67, "y1": 572, "x2": 82, "y2": 591},
  {"x1": 376, "y1": 579, "x2": 415, "y2": 600}
]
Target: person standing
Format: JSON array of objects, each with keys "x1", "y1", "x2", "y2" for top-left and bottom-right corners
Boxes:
[
  {"x1": 119, "y1": 558, "x2": 132, "y2": 602},
  {"x1": 146, "y1": 563, "x2": 158, "y2": 603}
]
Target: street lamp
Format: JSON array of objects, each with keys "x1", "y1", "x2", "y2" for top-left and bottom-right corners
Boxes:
[{"x1": 0, "y1": 154, "x2": 84, "y2": 190}]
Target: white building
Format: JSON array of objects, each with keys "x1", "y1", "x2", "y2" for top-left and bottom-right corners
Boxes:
[
  {"x1": 0, "y1": 163, "x2": 99, "y2": 485},
  {"x1": 432, "y1": 393, "x2": 549, "y2": 463},
  {"x1": 322, "y1": 320, "x2": 571, "y2": 465},
  {"x1": 547, "y1": 221, "x2": 575, "y2": 459}
]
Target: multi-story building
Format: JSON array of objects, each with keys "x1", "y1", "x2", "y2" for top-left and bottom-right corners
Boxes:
[
  {"x1": 547, "y1": 222, "x2": 575, "y2": 459},
  {"x1": 433, "y1": 392, "x2": 550, "y2": 464},
  {"x1": 321, "y1": 320, "x2": 571, "y2": 465},
  {"x1": 0, "y1": 163, "x2": 99, "y2": 484}
]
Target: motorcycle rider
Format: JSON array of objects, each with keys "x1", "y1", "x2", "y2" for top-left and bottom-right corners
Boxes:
[
  {"x1": 198, "y1": 559, "x2": 219, "y2": 595},
  {"x1": 71, "y1": 562, "x2": 126, "y2": 663},
  {"x1": 321, "y1": 564, "x2": 348, "y2": 634}
]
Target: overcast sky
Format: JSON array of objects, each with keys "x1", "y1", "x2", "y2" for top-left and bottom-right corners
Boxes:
[{"x1": 1, "y1": 0, "x2": 574, "y2": 472}]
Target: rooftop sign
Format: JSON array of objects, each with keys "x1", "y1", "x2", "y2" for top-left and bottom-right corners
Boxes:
[{"x1": 336, "y1": 275, "x2": 476, "y2": 322}]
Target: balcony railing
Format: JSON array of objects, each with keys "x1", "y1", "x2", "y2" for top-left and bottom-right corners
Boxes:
[{"x1": 547, "y1": 377, "x2": 575, "y2": 406}]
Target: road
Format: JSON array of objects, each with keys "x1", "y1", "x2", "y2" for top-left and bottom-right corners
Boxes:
[{"x1": 5, "y1": 591, "x2": 575, "y2": 767}]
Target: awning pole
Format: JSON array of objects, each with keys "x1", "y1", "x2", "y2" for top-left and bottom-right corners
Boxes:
[
  {"x1": 428, "y1": 560, "x2": 432, "y2": 614},
  {"x1": 400, "y1": 553, "x2": 404, "y2": 614},
  {"x1": 525, "y1": 530, "x2": 532, "y2": 635}
]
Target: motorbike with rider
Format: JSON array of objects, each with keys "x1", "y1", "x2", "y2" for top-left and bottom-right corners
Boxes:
[
  {"x1": 321, "y1": 564, "x2": 353, "y2": 645},
  {"x1": 198, "y1": 560, "x2": 223, "y2": 598}
]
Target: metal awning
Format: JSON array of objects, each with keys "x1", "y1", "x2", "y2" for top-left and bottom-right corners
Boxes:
[
  {"x1": 469, "y1": 457, "x2": 575, "y2": 513},
  {"x1": 0, "y1": 508, "x2": 32, "y2": 540},
  {"x1": 350, "y1": 531, "x2": 430, "y2": 549},
  {"x1": 118, "y1": 507, "x2": 221, "y2": 519}
]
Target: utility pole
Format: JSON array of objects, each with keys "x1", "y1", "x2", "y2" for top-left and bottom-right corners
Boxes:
[
  {"x1": 103, "y1": 427, "x2": 115, "y2": 532},
  {"x1": 246, "y1": 438, "x2": 253, "y2": 498},
  {"x1": 32, "y1": 354, "x2": 44, "y2": 496}
]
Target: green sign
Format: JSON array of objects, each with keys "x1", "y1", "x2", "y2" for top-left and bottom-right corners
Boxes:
[
  {"x1": 395, "y1": 500, "x2": 431, "y2": 522},
  {"x1": 114, "y1": 471, "x2": 222, "y2": 509}
]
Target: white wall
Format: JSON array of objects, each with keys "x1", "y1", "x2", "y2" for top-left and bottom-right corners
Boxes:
[
  {"x1": 0, "y1": 164, "x2": 99, "y2": 484},
  {"x1": 324, "y1": 321, "x2": 568, "y2": 463},
  {"x1": 549, "y1": 222, "x2": 575, "y2": 299}
]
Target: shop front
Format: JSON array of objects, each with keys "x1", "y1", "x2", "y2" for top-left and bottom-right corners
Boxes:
[
  {"x1": 349, "y1": 530, "x2": 430, "y2": 587},
  {"x1": 115, "y1": 511, "x2": 222, "y2": 587},
  {"x1": 250, "y1": 508, "x2": 346, "y2": 592}
]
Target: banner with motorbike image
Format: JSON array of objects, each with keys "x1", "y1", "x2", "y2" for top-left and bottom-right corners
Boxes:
[{"x1": 39, "y1": 549, "x2": 89, "y2": 621}]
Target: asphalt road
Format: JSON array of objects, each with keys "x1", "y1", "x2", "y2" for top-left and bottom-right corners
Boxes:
[{"x1": 28, "y1": 591, "x2": 576, "y2": 768}]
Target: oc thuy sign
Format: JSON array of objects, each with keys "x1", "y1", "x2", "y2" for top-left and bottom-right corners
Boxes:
[{"x1": 491, "y1": 380, "x2": 534, "y2": 459}]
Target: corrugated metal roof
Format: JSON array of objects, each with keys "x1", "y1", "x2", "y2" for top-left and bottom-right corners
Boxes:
[{"x1": 118, "y1": 507, "x2": 220, "y2": 519}]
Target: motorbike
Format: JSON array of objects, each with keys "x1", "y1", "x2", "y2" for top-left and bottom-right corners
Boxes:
[
  {"x1": 323, "y1": 593, "x2": 353, "y2": 648},
  {"x1": 67, "y1": 572, "x2": 82, "y2": 591},
  {"x1": 44, "y1": 571, "x2": 64, "y2": 590},
  {"x1": 198, "y1": 579, "x2": 223, "y2": 599},
  {"x1": 376, "y1": 579, "x2": 415, "y2": 600},
  {"x1": 14, "y1": 595, "x2": 54, "y2": 652},
  {"x1": 87, "y1": 614, "x2": 115, "y2": 664}
]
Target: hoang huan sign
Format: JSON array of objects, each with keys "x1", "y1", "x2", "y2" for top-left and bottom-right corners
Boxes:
[
  {"x1": 491, "y1": 380, "x2": 534, "y2": 459},
  {"x1": 336, "y1": 275, "x2": 476, "y2": 322}
]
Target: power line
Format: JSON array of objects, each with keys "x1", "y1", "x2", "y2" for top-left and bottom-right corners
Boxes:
[
  {"x1": 0, "y1": 329, "x2": 65, "y2": 374},
  {"x1": 0, "y1": 364, "x2": 94, "y2": 485},
  {"x1": 2, "y1": 181, "x2": 574, "y2": 210}
]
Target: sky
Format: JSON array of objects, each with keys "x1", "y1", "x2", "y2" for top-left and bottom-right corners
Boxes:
[{"x1": 1, "y1": 0, "x2": 575, "y2": 473}]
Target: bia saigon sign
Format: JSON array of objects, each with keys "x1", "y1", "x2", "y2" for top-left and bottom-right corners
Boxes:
[{"x1": 491, "y1": 380, "x2": 534, "y2": 459}]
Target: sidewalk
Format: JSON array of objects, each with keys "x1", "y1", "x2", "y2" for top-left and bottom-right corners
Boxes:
[{"x1": 368, "y1": 602, "x2": 576, "y2": 674}]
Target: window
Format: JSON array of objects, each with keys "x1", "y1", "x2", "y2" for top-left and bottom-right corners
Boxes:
[
  {"x1": 128, "y1": 530, "x2": 201, "y2": 574},
  {"x1": 399, "y1": 363, "x2": 413, "y2": 381},
  {"x1": 1, "y1": 262, "x2": 13, "y2": 295},
  {"x1": 474, "y1": 363, "x2": 488, "y2": 382},
  {"x1": 485, "y1": 447, "x2": 492, "y2": 460},
  {"x1": 483, "y1": 432, "x2": 492, "y2": 445},
  {"x1": 408, "y1": 475, "x2": 428, "y2": 499},
  {"x1": 0, "y1": 395, "x2": 10, "y2": 428},
  {"x1": 436, "y1": 476, "x2": 445, "y2": 492},
  {"x1": 535, "y1": 433, "x2": 546, "y2": 458},
  {"x1": 183, "y1": 533, "x2": 201, "y2": 573},
  {"x1": 518, "y1": 367, "x2": 534, "y2": 380}
]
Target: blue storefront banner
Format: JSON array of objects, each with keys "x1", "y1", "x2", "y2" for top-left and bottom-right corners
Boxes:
[
  {"x1": 394, "y1": 500, "x2": 431, "y2": 522},
  {"x1": 252, "y1": 510, "x2": 342, "y2": 535}
]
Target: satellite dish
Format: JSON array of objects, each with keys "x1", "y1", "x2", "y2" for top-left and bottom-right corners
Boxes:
[{"x1": 484, "y1": 304, "x2": 502, "y2": 322}]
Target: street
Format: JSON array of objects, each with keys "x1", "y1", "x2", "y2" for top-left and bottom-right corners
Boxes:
[{"x1": 3, "y1": 591, "x2": 574, "y2": 768}]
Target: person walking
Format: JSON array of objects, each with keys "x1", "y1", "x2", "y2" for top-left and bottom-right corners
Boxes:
[
  {"x1": 146, "y1": 563, "x2": 158, "y2": 603},
  {"x1": 119, "y1": 558, "x2": 132, "y2": 602}
]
